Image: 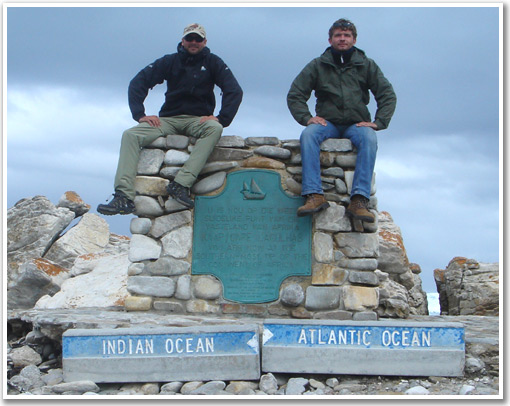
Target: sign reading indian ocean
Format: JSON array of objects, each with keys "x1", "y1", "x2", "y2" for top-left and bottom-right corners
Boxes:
[
  {"x1": 62, "y1": 326, "x2": 261, "y2": 382},
  {"x1": 192, "y1": 170, "x2": 312, "y2": 303}
]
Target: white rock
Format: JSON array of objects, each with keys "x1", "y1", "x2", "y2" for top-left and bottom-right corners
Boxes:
[
  {"x1": 161, "y1": 226, "x2": 192, "y2": 259},
  {"x1": 35, "y1": 253, "x2": 130, "y2": 309},
  {"x1": 405, "y1": 386, "x2": 430, "y2": 395},
  {"x1": 459, "y1": 385, "x2": 476, "y2": 395},
  {"x1": 164, "y1": 150, "x2": 189, "y2": 165},
  {"x1": 129, "y1": 235, "x2": 161, "y2": 262},
  {"x1": 44, "y1": 213, "x2": 110, "y2": 269}
]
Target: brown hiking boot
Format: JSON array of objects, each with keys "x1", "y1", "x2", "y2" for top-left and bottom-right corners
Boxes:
[
  {"x1": 346, "y1": 194, "x2": 375, "y2": 223},
  {"x1": 297, "y1": 194, "x2": 330, "y2": 217}
]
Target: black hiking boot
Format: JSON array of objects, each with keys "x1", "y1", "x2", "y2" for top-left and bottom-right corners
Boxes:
[
  {"x1": 97, "y1": 191, "x2": 135, "y2": 216},
  {"x1": 166, "y1": 181, "x2": 194, "y2": 209}
]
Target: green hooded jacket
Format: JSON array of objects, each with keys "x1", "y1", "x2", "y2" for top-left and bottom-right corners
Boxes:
[{"x1": 287, "y1": 47, "x2": 396, "y2": 130}]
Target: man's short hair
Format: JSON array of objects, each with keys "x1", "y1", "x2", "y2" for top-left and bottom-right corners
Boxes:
[{"x1": 329, "y1": 18, "x2": 357, "y2": 39}]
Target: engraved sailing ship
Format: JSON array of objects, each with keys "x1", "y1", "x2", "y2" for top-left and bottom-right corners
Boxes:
[{"x1": 241, "y1": 178, "x2": 266, "y2": 200}]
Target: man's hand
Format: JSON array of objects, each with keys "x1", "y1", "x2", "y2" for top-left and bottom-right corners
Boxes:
[
  {"x1": 356, "y1": 121, "x2": 378, "y2": 130},
  {"x1": 307, "y1": 116, "x2": 328, "y2": 126},
  {"x1": 200, "y1": 115, "x2": 220, "y2": 124},
  {"x1": 139, "y1": 115, "x2": 161, "y2": 127}
]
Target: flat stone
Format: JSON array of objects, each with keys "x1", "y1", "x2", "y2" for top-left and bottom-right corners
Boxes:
[
  {"x1": 246, "y1": 137, "x2": 279, "y2": 146},
  {"x1": 146, "y1": 256, "x2": 190, "y2": 276},
  {"x1": 161, "y1": 226, "x2": 192, "y2": 259},
  {"x1": 261, "y1": 319, "x2": 465, "y2": 377},
  {"x1": 335, "y1": 178, "x2": 348, "y2": 194},
  {"x1": 159, "y1": 166, "x2": 181, "y2": 179},
  {"x1": 134, "y1": 176, "x2": 169, "y2": 196},
  {"x1": 149, "y1": 211, "x2": 192, "y2": 239},
  {"x1": 137, "y1": 149, "x2": 165, "y2": 175},
  {"x1": 208, "y1": 147, "x2": 253, "y2": 161},
  {"x1": 191, "y1": 171, "x2": 226, "y2": 194},
  {"x1": 335, "y1": 232, "x2": 379, "y2": 258},
  {"x1": 152, "y1": 301, "x2": 185, "y2": 313},
  {"x1": 305, "y1": 286, "x2": 341, "y2": 311},
  {"x1": 335, "y1": 154, "x2": 357, "y2": 167},
  {"x1": 335, "y1": 255, "x2": 378, "y2": 271},
  {"x1": 285, "y1": 177, "x2": 302, "y2": 195},
  {"x1": 129, "y1": 235, "x2": 161, "y2": 262},
  {"x1": 312, "y1": 264, "x2": 348, "y2": 285},
  {"x1": 52, "y1": 380, "x2": 99, "y2": 394},
  {"x1": 166, "y1": 135, "x2": 189, "y2": 149},
  {"x1": 315, "y1": 202, "x2": 350, "y2": 232},
  {"x1": 200, "y1": 161, "x2": 239, "y2": 175},
  {"x1": 254, "y1": 146, "x2": 291, "y2": 160},
  {"x1": 62, "y1": 325, "x2": 260, "y2": 382},
  {"x1": 128, "y1": 262, "x2": 144, "y2": 276},
  {"x1": 164, "y1": 150, "x2": 189, "y2": 165},
  {"x1": 189, "y1": 381, "x2": 226, "y2": 395},
  {"x1": 313, "y1": 232, "x2": 334, "y2": 263},
  {"x1": 241, "y1": 156, "x2": 286, "y2": 170},
  {"x1": 124, "y1": 296, "x2": 152, "y2": 311},
  {"x1": 127, "y1": 276, "x2": 175, "y2": 297},
  {"x1": 348, "y1": 271, "x2": 379, "y2": 286},
  {"x1": 321, "y1": 139, "x2": 353, "y2": 152},
  {"x1": 164, "y1": 198, "x2": 187, "y2": 213},
  {"x1": 216, "y1": 135, "x2": 245, "y2": 148},
  {"x1": 342, "y1": 285, "x2": 379, "y2": 311},
  {"x1": 134, "y1": 196, "x2": 164, "y2": 217}
]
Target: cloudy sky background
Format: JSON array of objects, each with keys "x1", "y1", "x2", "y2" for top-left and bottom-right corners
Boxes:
[{"x1": 5, "y1": 3, "x2": 501, "y2": 293}]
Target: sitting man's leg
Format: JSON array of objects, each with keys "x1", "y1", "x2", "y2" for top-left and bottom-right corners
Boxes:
[
  {"x1": 297, "y1": 122, "x2": 339, "y2": 216},
  {"x1": 166, "y1": 117, "x2": 223, "y2": 209},
  {"x1": 98, "y1": 122, "x2": 170, "y2": 215},
  {"x1": 342, "y1": 124, "x2": 378, "y2": 222}
]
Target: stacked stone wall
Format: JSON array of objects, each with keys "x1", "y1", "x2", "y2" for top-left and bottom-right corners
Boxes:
[{"x1": 126, "y1": 135, "x2": 380, "y2": 320}]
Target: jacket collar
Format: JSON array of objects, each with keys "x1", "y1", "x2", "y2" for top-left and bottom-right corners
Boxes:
[{"x1": 321, "y1": 46, "x2": 366, "y2": 67}]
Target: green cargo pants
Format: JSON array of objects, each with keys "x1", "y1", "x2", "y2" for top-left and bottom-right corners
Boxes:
[{"x1": 114, "y1": 115, "x2": 223, "y2": 201}]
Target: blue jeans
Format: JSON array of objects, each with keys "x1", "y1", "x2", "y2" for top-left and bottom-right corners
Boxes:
[{"x1": 300, "y1": 121, "x2": 378, "y2": 199}]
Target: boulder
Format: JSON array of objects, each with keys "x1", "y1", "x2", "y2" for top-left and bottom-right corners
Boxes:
[
  {"x1": 7, "y1": 196, "x2": 75, "y2": 286},
  {"x1": 434, "y1": 257, "x2": 499, "y2": 316},
  {"x1": 44, "y1": 213, "x2": 110, "y2": 269},
  {"x1": 377, "y1": 211, "x2": 428, "y2": 316},
  {"x1": 7, "y1": 258, "x2": 64, "y2": 309},
  {"x1": 56, "y1": 191, "x2": 91, "y2": 217}
]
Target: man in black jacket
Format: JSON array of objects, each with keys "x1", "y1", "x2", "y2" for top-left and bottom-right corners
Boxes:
[{"x1": 98, "y1": 23, "x2": 243, "y2": 215}]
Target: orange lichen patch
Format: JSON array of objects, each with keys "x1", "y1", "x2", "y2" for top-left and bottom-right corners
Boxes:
[
  {"x1": 434, "y1": 268, "x2": 445, "y2": 283},
  {"x1": 378, "y1": 230, "x2": 406, "y2": 253},
  {"x1": 76, "y1": 252, "x2": 105, "y2": 261},
  {"x1": 33, "y1": 258, "x2": 68, "y2": 276},
  {"x1": 113, "y1": 298, "x2": 126, "y2": 306},
  {"x1": 449, "y1": 257, "x2": 467, "y2": 267},
  {"x1": 111, "y1": 234, "x2": 130, "y2": 241},
  {"x1": 64, "y1": 191, "x2": 88, "y2": 205}
]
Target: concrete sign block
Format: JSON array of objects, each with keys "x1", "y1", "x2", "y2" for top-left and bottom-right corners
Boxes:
[
  {"x1": 63, "y1": 325, "x2": 260, "y2": 383},
  {"x1": 262, "y1": 319, "x2": 465, "y2": 377}
]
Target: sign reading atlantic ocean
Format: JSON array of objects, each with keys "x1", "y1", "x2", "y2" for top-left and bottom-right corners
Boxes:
[{"x1": 193, "y1": 170, "x2": 312, "y2": 303}]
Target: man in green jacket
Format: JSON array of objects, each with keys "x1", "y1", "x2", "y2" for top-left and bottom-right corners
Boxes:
[{"x1": 287, "y1": 18, "x2": 396, "y2": 221}]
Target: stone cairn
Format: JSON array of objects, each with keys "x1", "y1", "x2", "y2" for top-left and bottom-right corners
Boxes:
[{"x1": 126, "y1": 135, "x2": 380, "y2": 320}]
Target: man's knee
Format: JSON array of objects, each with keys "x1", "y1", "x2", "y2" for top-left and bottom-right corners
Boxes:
[{"x1": 199, "y1": 120, "x2": 223, "y2": 141}]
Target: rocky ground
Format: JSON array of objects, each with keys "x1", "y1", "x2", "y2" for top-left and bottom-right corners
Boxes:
[{"x1": 6, "y1": 310, "x2": 500, "y2": 398}]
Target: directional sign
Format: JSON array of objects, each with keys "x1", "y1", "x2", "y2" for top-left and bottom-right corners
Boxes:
[{"x1": 63, "y1": 325, "x2": 261, "y2": 382}]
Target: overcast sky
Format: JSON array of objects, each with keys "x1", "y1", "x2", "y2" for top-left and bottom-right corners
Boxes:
[{"x1": 5, "y1": 3, "x2": 501, "y2": 292}]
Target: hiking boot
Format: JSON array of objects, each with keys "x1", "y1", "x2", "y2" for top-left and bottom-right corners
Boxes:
[
  {"x1": 346, "y1": 194, "x2": 375, "y2": 223},
  {"x1": 297, "y1": 194, "x2": 330, "y2": 217},
  {"x1": 97, "y1": 191, "x2": 135, "y2": 216},
  {"x1": 167, "y1": 180, "x2": 194, "y2": 209}
]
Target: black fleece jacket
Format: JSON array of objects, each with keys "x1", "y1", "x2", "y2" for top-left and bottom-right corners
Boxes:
[{"x1": 128, "y1": 43, "x2": 243, "y2": 127}]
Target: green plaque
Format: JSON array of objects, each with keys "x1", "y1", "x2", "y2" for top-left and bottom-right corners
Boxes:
[{"x1": 192, "y1": 170, "x2": 312, "y2": 304}]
